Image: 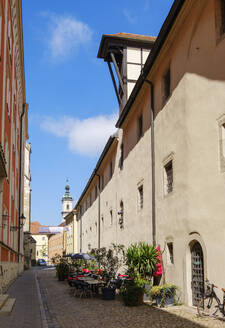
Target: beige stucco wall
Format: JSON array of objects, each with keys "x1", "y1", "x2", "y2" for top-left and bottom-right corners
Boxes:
[
  {"x1": 65, "y1": 212, "x2": 78, "y2": 255},
  {"x1": 77, "y1": 0, "x2": 225, "y2": 306},
  {"x1": 48, "y1": 232, "x2": 63, "y2": 262}
]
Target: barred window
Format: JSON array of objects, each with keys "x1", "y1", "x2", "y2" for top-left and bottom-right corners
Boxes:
[
  {"x1": 164, "y1": 160, "x2": 173, "y2": 194},
  {"x1": 138, "y1": 185, "x2": 143, "y2": 209},
  {"x1": 119, "y1": 201, "x2": 124, "y2": 229},
  {"x1": 167, "y1": 242, "x2": 174, "y2": 264}
]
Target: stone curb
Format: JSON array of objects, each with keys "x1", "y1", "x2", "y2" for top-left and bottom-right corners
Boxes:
[{"x1": 35, "y1": 272, "x2": 48, "y2": 328}]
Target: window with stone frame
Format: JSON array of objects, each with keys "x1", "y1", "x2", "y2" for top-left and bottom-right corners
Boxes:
[
  {"x1": 138, "y1": 184, "x2": 144, "y2": 210},
  {"x1": 167, "y1": 242, "x2": 174, "y2": 265},
  {"x1": 164, "y1": 160, "x2": 173, "y2": 195},
  {"x1": 118, "y1": 201, "x2": 124, "y2": 229},
  {"x1": 162, "y1": 67, "x2": 171, "y2": 104}
]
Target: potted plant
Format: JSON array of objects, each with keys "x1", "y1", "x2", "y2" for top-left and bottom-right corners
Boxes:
[
  {"x1": 125, "y1": 242, "x2": 159, "y2": 302},
  {"x1": 54, "y1": 257, "x2": 69, "y2": 281},
  {"x1": 150, "y1": 283, "x2": 177, "y2": 307},
  {"x1": 120, "y1": 277, "x2": 150, "y2": 306},
  {"x1": 91, "y1": 244, "x2": 125, "y2": 300}
]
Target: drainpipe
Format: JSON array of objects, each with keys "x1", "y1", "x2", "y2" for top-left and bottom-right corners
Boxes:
[
  {"x1": 79, "y1": 207, "x2": 82, "y2": 252},
  {"x1": 95, "y1": 173, "x2": 101, "y2": 249},
  {"x1": 144, "y1": 80, "x2": 156, "y2": 247},
  {"x1": 18, "y1": 104, "x2": 26, "y2": 263}
]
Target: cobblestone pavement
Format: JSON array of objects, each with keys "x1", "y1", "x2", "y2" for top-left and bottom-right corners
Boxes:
[
  {"x1": 0, "y1": 268, "x2": 42, "y2": 328},
  {"x1": 38, "y1": 269, "x2": 225, "y2": 328}
]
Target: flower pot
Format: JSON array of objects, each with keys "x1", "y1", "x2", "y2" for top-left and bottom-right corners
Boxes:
[
  {"x1": 122, "y1": 286, "x2": 144, "y2": 306},
  {"x1": 58, "y1": 272, "x2": 65, "y2": 281},
  {"x1": 156, "y1": 295, "x2": 174, "y2": 307},
  {"x1": 102, "y1": 287, "x2": 116, "y2": 300},
  {"x1": 144, "y1": 283, "x2": 151, "y2": 301}
]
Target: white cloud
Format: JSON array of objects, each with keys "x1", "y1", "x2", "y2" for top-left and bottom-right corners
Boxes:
[
  {"x1": 123, "y1": 9, "x2": 137, "y2": 24},
  {"x1": 41, "y1": 114, "x2": 117, "y2": 157},
  {"x1": 44, "y1": 13, "x2": 92, "y2": 60},
  {"x1": 144, "y1": 0, "x2": 150, "y2": 12}
]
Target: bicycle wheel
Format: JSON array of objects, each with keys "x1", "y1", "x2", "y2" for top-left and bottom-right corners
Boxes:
[{"x1": 197, "y1": 296, "x2": 220, "y2": 317}]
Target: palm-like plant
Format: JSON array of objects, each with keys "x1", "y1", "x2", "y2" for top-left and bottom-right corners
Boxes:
[{"x1": 126, "y1": 242, "x2": 158, "y2": 279}]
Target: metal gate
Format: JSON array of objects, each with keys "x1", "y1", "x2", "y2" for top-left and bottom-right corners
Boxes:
[{"x1": 191, "y1": 242, "x2": 204, "y2": 306}]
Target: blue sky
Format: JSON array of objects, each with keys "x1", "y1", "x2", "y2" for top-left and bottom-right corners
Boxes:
[{"x1": 22, "y1": 0, "x2": 174, "y2": 226}]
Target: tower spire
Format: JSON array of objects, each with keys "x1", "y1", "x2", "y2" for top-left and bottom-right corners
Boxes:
[{"x1": 61, "y1": 179, "x2": 73, "y2": 222}]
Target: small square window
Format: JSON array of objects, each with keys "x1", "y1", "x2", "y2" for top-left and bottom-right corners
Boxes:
[
  {"x1": 162, "y1": 67, "x2": 170, "y2": 103},
  {"x1": 164, "y1": 160, "x2": 173, "y2": 195},
  {"x1": 167, "y1": 242, "x2": 174, "y2": 264}
]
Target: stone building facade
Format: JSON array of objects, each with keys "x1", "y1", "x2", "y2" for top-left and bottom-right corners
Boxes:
[
  {"x1": 23, "y1": 142, "x2": 31, "y2": 269},
  {"x1": 64, "y1": 210, "x2": 77, "y2": 255},
  {"x1": 75, "y1": 0, "x2": 225, "y2": 306},
  {"x1": 0, "y1": 0, "x2": 28, "y2": 290}
]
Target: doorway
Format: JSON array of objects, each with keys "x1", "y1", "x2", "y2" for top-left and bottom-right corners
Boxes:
[{"x1": 191, "y1": 241, "x2": 204, "y2": 306}]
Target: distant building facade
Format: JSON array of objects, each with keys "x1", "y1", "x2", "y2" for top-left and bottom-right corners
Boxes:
[
  {"x1": 0, "y1": 0, "x2": 28, "y2": 290},
  {"x1": 23, "y1": 142, "x2": 31, "y2": 269},
  {"x1": 64, "y1": 210, "x2": 77, "y2": 255},
  {"x1": 48, "y1": 224, "x2": 65, "y2": 263},
  {"x1": 30, "y1": 221, "x2": 48, "y2": 263}
]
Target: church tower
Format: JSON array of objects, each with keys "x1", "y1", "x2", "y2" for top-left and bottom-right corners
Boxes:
[{"x1": 61, "y1": 181, "x2": 73, "y2": 222}]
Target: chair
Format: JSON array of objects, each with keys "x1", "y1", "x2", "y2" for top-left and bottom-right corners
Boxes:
[
  {"x1": 79, "y1": 282, "x2": 93, "y2": 298},
  {"x1": 73, "y1": 280, "x2": 83, "y2": 297}
]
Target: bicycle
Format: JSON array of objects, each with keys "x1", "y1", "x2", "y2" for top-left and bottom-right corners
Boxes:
[{"x1": 197, "y1": 278, "x2": 225, "y2": 319}]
